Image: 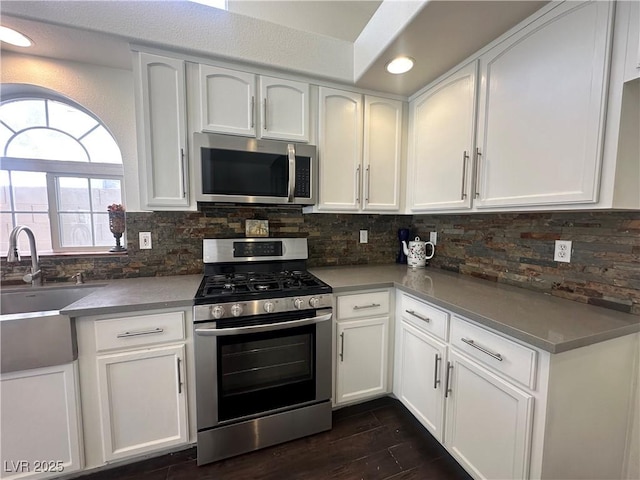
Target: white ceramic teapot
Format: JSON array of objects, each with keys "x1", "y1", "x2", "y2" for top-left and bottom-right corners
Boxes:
[{"x1": 401, "y1": 236, "x2": 435, "y2": 268}]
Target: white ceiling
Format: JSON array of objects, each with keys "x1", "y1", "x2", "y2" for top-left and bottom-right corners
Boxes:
[{"x1": 0, "y1": 0, "x2": 548, "y2": 97}]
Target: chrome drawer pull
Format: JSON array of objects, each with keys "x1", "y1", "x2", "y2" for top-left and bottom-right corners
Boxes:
[
  {"x1": 444, "y1": 361, "x2": 453, "y2": 398},
  {"x1": 353, "y1": 303, "x2": 381, "y2": 310},
  {"x1": 339, "y1": 332, "x2": 345, "y2": 362},
  {"x1": 433, "y1": 353, "x2": 441, "y2": 389},
  {"x1": 461, "y1": 337, "x2": 503, "y2": 361},
  {"x1": 405, "y1": 309, "x2": 429, "y2": 322},
  {"x1": 116, "y1": 327, "x2": 164, "y2": 338}
]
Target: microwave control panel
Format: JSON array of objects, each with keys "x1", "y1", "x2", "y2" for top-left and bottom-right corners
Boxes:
[{"x1": 295, "y1": 158, "x2": 311, "y2": 197}]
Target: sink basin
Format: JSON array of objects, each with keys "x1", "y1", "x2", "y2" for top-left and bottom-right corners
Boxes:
[
  {"x1": 1, "y1": 284, "x2": 105, "y2": 373},
  {"x1": 1, "y1": 284, "x2": 104, "y2": 315}
]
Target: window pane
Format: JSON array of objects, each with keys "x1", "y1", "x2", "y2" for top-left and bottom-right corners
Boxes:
[
  {"x1": 82, "y1": 126, "x2": 123, "y2": 164},
  {"x1": 0, "y1": 123, "x2": 13, "y2": 155},
  {"x1": 48, "y1": 100, "x2": 98, "y2": 138},
  {"x1": 0, "y1": 100, "x2": 46, "y2": 132},
  {"x1": 58, "y1": 177, "x2": 90, "y2": 211},
  {"x1": 14, "y1": 212, "x2": 52, "y2": 253},
  {"x1": 0, "y1": 212, "x2": 14, "y2": 253},
  {"x1": 7, "y1": 128, "x2": 88, "y2": 161},
  {"x1": 0, "y1": 170, "x2": 10, "y2": 211},
  {"x1": 12, "y1": 171, "x2": 48, "y2": 211},
  {"x1": 93, "y1": 213, "x2": 113, "y2": 246},
  {"x1": 59, "y1": 213, "x2": 92, "y2": 247},
  {"x1": 91, "y1": 178, "x2": 122, "y2": 211}
]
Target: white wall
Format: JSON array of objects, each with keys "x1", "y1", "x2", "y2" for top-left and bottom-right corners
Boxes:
[{"x1": 1, "y1": 52, "x2": 142, "y2": 211}]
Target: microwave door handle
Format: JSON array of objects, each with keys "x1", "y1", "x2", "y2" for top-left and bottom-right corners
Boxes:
[
  {"x1": 195, "y1": 312, "x2": 332, "y2": 336},
  {"x1": 287, "y1": 144, "x2": 296, "y2": 202}
]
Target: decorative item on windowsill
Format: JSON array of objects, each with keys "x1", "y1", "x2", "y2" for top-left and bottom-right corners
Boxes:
[{"x1": 107, "y1": 203, "x2": 127, "y2": 252}]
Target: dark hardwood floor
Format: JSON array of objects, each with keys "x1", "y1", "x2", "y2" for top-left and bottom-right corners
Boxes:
[{"x1": 78, "y1": 397, "x2": 472, "y2": 480}]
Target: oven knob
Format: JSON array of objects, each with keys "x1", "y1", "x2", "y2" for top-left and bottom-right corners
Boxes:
[
  {"x1": 309, "y1": 297, "x2": 320, "y2": 308},
  {"x1": 211, "y1": 305, "x2": 225, "y2": 319},
  {"x1": 231, "y1": 304, "x2": 243, "y2": 317},
  {"x1": 294, "y1": 298, "x2": 304, "y2": 310},
  {"x1": 264, "y1": 301, "x2": 275, "y2": 313}
]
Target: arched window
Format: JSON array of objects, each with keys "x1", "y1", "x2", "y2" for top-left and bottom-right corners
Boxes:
[{"x1": 1, "y1": 84, "x2": 124, "y2": 254}]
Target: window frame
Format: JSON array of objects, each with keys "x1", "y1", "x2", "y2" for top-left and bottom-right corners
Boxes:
[{"x1": 1, "y1": 86, "x2": 125, "y2": 255}]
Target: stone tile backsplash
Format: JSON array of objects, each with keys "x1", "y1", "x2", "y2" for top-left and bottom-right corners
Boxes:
[{"x1": 1, "y1": 208, "x2": 638, "y2": 315}]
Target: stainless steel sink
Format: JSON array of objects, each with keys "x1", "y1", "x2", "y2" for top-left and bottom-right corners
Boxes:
[{"x1": 1, "y1": 284, "x2": 105, "y2": 373}]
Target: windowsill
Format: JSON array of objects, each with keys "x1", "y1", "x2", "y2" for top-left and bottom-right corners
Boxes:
[{"x1": 2, "y1": 251, "x2": 129, "y2": 260}]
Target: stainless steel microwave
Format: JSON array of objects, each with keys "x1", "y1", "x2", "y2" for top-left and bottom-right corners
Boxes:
[{"x1": 194, "y1": 133, "x2": 317, "y2": 205}]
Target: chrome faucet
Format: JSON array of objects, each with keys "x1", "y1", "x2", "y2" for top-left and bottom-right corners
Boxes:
[{"x1": 7, "y1": 225, "x2": 42, "y2": 286}]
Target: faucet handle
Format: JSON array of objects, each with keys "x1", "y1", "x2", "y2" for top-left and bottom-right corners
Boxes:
[{"x1": 71, "y1": 272, "x2": 85, "y2": 284}]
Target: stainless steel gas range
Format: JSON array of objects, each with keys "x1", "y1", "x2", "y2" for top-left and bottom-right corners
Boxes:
[{"x1": 193, "y1": 238, "x2": 333, "y2": 465}]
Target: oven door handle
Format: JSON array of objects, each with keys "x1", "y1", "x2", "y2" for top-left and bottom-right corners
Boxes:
[{"x1": 195, "y1": 312, "x2": 332, "y2": 336}]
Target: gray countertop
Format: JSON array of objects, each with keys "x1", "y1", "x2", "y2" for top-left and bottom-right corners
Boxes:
[
  {"x1": 60, "y1": 275, "x2": 202, "y2": 317},
  {"x1": 309, "y1": 264, "x2": 640, "y2": 354}
]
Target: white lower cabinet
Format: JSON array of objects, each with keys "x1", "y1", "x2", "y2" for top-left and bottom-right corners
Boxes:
[
  {"x1": 77, "y1": 308, "x2": 191, "y2": 468},
  {"x1": 395, "y1": 318, "x2": 446, "y2": 442},
  {"x1": 96, "y1": 344, "x2": 188, "y2": 461},
  {"x1": 393, "y1": 290, "x2": 638, "y2": 480},
  {"x1": 0, "y1": 363, "x2": 83, "y2": 480},
  {"x1": 334, "y1": 290, "x2": 391, "y2": 406},
  {"x1": 444, "y1": 350, "x2": 533, "y2": 479}
]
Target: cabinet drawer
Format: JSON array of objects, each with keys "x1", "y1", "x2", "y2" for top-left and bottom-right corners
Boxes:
[
  {"x1": 397, "y1": 293, "x2": 448, "y2": 341},
  {"x1": 337, "y1": 291, "x2": 389, "y2": 319},
  {"x1": 450, "y1": 317, "x2": 537, "y2": 389},
  {"x1": 95, "y1": 311, "x2": 185, "y2": 352}
]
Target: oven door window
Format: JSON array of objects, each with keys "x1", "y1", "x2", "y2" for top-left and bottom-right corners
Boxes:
[{"x1": 217, "y1": 324, "x2": 315, "y2": 421}]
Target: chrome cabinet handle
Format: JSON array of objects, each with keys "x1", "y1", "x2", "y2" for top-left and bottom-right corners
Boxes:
[
  {"x1": 180, "y1": 148, "x2": 187, "y2": 198},
  {"x1": 365, "y1": 165, "x2": 370, "y2": 203},
  {"x1": 474, "y1": 147, "x2": 482, "y2": 198},
  {"x1": 405, "y1": 309, "x2": 429, "y2": 322},
  {"x1": 353, "y1": 303, "x2": 381, "y2": 310},
  {"x1": 116, "y1": 327, "x2": 164, "y2": 338},
  {"x1": 461, "y1": 337, "x2": 503, "y2": 361},
  {"x1": 287, "y1": 144, "x2": 296, "y2": 202},
  {"x1": 250, "y1": 96, "x2": 255, "y2": 128},
  {"x1": 461, "y1": 150, "x2": 469, "y2": 200},
  {"x1": 355, "y1": 166, "x2": 361, "y2": 204},
  {"x1": 177, "y1": 357, "x2": 183, "y2": 394},
  {"x1": 339, "y1": 332, "x2": 345, "y2": 362},
  {"x1": 433, "y1": 353, "x2": 441, "y2": 389},
  {"x1": 444, "y1": 361, "x2": 453, "y2": 398},
  {"x1": 263, "y1": 98, "x2": 267, "y2": 130},
  {"x1": 195, "y1": 312, "x2": 332, "y2": 336}
]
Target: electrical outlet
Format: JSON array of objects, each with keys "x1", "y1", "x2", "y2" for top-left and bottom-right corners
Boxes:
[
  {"x1": 430, "y1": 231, "x2": 437, "y2": 245},
  {"x1": 139, "y1": 232, "x2": 152, "y2": 250},
  {"x1": 554, "y1": 240, "x2": 571, "y2": 263},
  {"x1": 359, "y1": 230, "x2": 368, "y2": 244}
]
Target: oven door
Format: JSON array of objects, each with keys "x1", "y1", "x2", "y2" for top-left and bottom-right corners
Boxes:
[{"x1": 194, "y1": 308, "x2": 331, "y2": 430}]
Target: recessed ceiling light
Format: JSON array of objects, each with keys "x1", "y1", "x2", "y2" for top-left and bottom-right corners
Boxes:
[
  {"x1": 0, "y1": 26, "x2": 33, "y2": 47},
  {"x1": 386, "y1": 56, "x2": 415, "y2": 75}
]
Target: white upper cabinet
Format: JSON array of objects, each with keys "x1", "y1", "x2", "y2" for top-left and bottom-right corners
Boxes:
[
  {"x1": 317, "y1": 87, "x2": 402, "y2": 213},
  {"x1": 318, "y1": 87, "x2": 363, "y2": 211},
  {"x1": 475, "y1": 1, "x2": 614, "y2": 208},
  {"x1": 134, "y1": 52, "x2": 189, "y2": 210},
  {"x1": 198, "y1": 65, "x2": 309, "y2": 142},
  {"x1": 259, "y1": 76, "x2": 310, "y2": 142},
  {"x1": 363, "y1": 96, "x2": 403, "y2": 211},
  {"x1": 408, "y1": 61, "x2": 477, "y2": 212},
  {"x1": 199, "y1": 64, "x2": 256, "y2": 137}
]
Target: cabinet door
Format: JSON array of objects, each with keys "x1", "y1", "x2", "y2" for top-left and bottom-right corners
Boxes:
[
  {"x1": 135, "y1": 53, "x2": 189, "y2": 209},
  {"x1": 395, "y1": 319, "x2": 447, "y2": 442},
  {"x1": 1, "y1": 363, "x2": 82, "y2": 480},
  {"x1": 335, "y1": 317, "x2": 388, "y2": 405},
  {"x1": 259, "y1": 76, "x2": 309, "y2": 142},
  {"x1": 475, "y1": 1, "x2": 614, "y2": 208},
  {"x1": 444, "y1": 350, "x2": 534, "y2": 480},
  {"x1": 199, "y1": 64, "x2": 256, "y2": 136},
  {"x1": 96, "y1": 345, "x2": 188, "y2": 461},
  {"x1": 408, "y1": 62, "x2": 476, "y2": 212},
  {"x1": 318, "y1": 87, "x2": 363, "y2": 211},
  {"x1": 363, "y1": 96, "x2": 402, "y2": 211}
]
